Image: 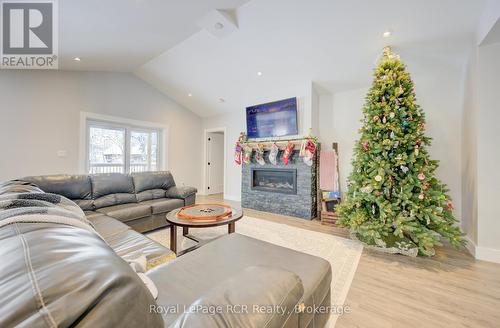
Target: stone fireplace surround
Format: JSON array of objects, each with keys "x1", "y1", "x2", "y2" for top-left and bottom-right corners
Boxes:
[{"x1": 242, "y1": 150, "x2": 317, "y2": 219}]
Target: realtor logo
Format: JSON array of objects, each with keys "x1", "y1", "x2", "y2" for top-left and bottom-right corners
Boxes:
[{"x1": 1, "y1": 0, "x2": 58, "y2": 69}]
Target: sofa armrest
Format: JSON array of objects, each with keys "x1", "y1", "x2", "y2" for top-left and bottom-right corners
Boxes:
[
  {"x1": 165, "y1": 186, "x2": 197, "y2": 200},
  {"x1": 169, "y1": 266, "x2": 304, "y2": 328}
]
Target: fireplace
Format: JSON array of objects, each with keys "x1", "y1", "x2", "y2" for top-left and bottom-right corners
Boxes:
[
  {"x1": 241, "y1": 149, "x2": 316, "y2": 219},
  {"x1": 251, "y1": 168, "x2": 297, "y2": 194}
]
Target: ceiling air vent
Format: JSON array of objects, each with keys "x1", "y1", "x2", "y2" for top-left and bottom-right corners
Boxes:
[{"x1": 197, "y1": 9, "x2": 238, "y2": 38}]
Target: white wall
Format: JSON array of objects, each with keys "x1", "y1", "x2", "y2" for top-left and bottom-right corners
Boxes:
[
  {"x1": 0, "y1": 71, "x2": 202, "y2": 190},
  {"x1": 476, "y1": 42, "x2": 500, "y2": 260},
  {"x1": 461, "y1": 47, "x2": 479, "y2": 247},
  {"x1": 201, "y1": 83, "x2": 314, "y2": 201},
  {"x1": 202, "y1": 111, "x2": 245, "y2": 201}
]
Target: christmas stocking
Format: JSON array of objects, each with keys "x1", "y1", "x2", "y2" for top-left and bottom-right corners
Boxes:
[
  {"x1": 234, "y1": 142, "x2": 242, "y2": 165},
  {"x1": 255, "y1": 144, "x2": 265, "y2": 165},
  {"x1": 269, "y1": 143, "x2": 279, "y2": 165},
  {"x1": 242, "y1": 146, "x2": 252, "y2": 164},
  {"x1": 281, "y1": 141, "x2": 295, "y2": 165},
  {"x1": 303, "y1": 140, "x2": 316, "y2": 166}
]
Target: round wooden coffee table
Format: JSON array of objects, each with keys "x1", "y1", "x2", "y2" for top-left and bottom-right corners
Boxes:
[{"x1": 166, "y1": 205, "x2": 243, "y2": 256}]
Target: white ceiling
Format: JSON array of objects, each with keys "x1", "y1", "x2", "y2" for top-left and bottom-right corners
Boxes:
[
  {"x1": 58, "y1": 0, "x2": 487, "y2": 117},
  {"x1": 134, "y1": 0, "x2": 487, "y2": 117},
  {"x1": 59, "y1": 0, "x2": 249, "y2": 71}
]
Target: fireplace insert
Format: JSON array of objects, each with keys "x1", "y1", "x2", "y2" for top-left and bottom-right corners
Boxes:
[{"x1": 251, "y1": 168, "x2": 297, "y2": 194}]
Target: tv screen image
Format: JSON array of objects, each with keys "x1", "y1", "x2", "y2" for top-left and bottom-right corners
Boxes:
[{"x1": 246, "y1": 97, "x2": 298, "y2": 139}]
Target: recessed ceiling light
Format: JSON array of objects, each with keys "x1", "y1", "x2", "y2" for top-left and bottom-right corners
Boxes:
[
  {"x1": 73, "y1": 57, "x2": 81, "y2": 62},
  {"x1": 219, "y1": 98, "x2": 225, "y2": 103},
  {"x1": 214, "y1": 22, "x2": 224, "y2": 30},
  {"x1": 383, "y1": 30, "x2": 392, "y2": 38},
  {"x1": 188, "y1": 93, "x2": 192, "y2": 97},
  {"x1": 257, "y1": 71, "x2": 263, "y2": 76}
]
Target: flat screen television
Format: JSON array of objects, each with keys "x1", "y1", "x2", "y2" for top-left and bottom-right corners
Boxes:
[{"x1": 246, "y1": 97, "x2": 298, "y2": 139}]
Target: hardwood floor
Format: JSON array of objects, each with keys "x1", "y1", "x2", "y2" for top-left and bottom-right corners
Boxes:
[{"x1": 198, "y1": 193, "x2": 500, "y2": 327}]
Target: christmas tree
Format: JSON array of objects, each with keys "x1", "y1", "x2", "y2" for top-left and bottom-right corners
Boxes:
[{"x1": 337, "y1": 47, "x2": 464, "y2": 257}]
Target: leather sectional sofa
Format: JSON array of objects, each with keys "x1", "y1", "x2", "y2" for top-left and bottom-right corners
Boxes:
[{"x1": 0, "y1": 172, "x2": 332, "y2": 327}]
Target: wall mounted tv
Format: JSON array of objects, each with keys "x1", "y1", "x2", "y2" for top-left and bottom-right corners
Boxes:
[{"x1": 246, "y1": 97, "x2": 298, "y2": 139}]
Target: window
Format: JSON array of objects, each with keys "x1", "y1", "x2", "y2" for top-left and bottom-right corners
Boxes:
[{"x1": 87, "y1": 120, "x2": 161, "y2": 174}]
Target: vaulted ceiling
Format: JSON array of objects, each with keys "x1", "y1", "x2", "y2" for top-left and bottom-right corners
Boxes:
[{"x1": 59, "y1": 0, "x2": 487, "y2": 117}]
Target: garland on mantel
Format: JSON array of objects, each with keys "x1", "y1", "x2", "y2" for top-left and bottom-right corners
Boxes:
[{"x1": 234, "y1": 132, "x2": 318, "y2": 167}]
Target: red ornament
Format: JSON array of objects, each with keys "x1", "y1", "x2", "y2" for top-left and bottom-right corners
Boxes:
[
  {"x1": 423, "y1": 182, "x2": 430, "y2": 189},
  {"x1": 362, "y1": 142, "x2": 369, "y2": 150},
  {"x1": 447, "y1": 202, "x2": 454, "y2": 210}
]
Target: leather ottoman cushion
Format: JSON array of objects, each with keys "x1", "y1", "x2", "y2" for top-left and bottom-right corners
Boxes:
[
  {"x1": 148, "y1": 233, "x2": 332, "y2": 327},
  {"x1": 97, "y1": 203, "x2": 152, "y2": 223},
  {"x1": 141, "y1": 198, "x2": 184, "y2": 215},
  {"x1": 106, "y1": 229, "x2": 176, "y2": 270}
]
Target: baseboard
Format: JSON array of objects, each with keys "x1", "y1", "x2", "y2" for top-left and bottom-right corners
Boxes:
[
  {"x1": 475, "y1": 246, "x2": 500, "y2": 264},
  {"x1": 464, "y1": 235, "x2": 500, "y2": 264},
  {"x1": 224, "y1": 194, "x2": 241, "y2": 202},
  {"x1": 464, "y1": 235, "x2": 476, "y2": 257}
]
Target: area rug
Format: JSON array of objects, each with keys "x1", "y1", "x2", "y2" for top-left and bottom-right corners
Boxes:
[{"x1": 147, "y1": 216, "x2": 363, "y2": 327}]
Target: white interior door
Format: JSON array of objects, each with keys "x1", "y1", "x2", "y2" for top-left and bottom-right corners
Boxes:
[{"x1": 206, "y1": 132, "x2": 224, "y2": 195}]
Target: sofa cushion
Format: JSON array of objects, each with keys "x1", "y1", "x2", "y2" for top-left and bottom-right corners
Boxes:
[
  {"x1": 132, "y1": 171, "x2": 175, "y2": 193},
  {"x1": 22, "y1": 175, "x2": 94, "y2": 210},
  {"x1": 91, "y1": 173, "x2": 135, "y2": 197},
  {"x1": 141, "y1": 198, "x2": 184, "y2": 215},
  {"x1": 97, "y1": 203, "x2": 152, "y2": 223},
  {"x1": 136, "y1": 189, "x2": 166, "y2": 202},
  {"x1": 165, "y1": 186, "x2": 197, "y2": 200},
  {"x1": 93, "y1": 193, "x2": 137, "y2": 209},
  {"x1": 85, "y1": 211, "x2": 131, "y2": 239},
  {"x1": 106, "y1": 229, "x2": 176, "y2": 270}
]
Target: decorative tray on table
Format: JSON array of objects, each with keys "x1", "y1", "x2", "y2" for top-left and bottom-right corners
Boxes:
[{"x1": 176, "y1": 204, "x2": 233, "y2": 221}]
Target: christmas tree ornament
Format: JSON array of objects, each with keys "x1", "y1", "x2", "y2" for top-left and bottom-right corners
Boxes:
[
  {"x1": 234, "y1": 142, "x2": 242, "y2": 165},
  {"x1": 255, "y1": 144, "x2": 265, "y2": 165},
  {"x1": 336, "y1": 47, "x2": 464, "y2": 257},
  {"x1": 269, "y1": 143, "x2": 279, "y2": 165},
  {"x1": 242, "y1": 146, "x2": 252, "y2": 164},
  {"x1": 361, "y1": 185, "x2": 373, "y2": 193},
  {"x1": 281, "y1": 141, "x2": 295, "y2": 165},
  {"x1": 303, "y1": 139, "x2": 316, "y2": 166}
]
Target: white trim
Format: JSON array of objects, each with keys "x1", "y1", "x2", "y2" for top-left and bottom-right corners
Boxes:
[
  {"x1": 464, "y1": 235, "x2": 500, "y2": 264},
  {"x1": 79, "y1": 112, "x2": 169, "y2": 174},
  {"x1": 475, "y1": 245, "x2": 500, "y2": 264},
  {"x1": 202, "y1": 127, "x2": 227, "y2": 196},
  {"x1": 464, "y1": 235, "x2": 476, "y2": 257},
  {"x1": 224, "y1": 194, "x2": 241, "y2": 202}
]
